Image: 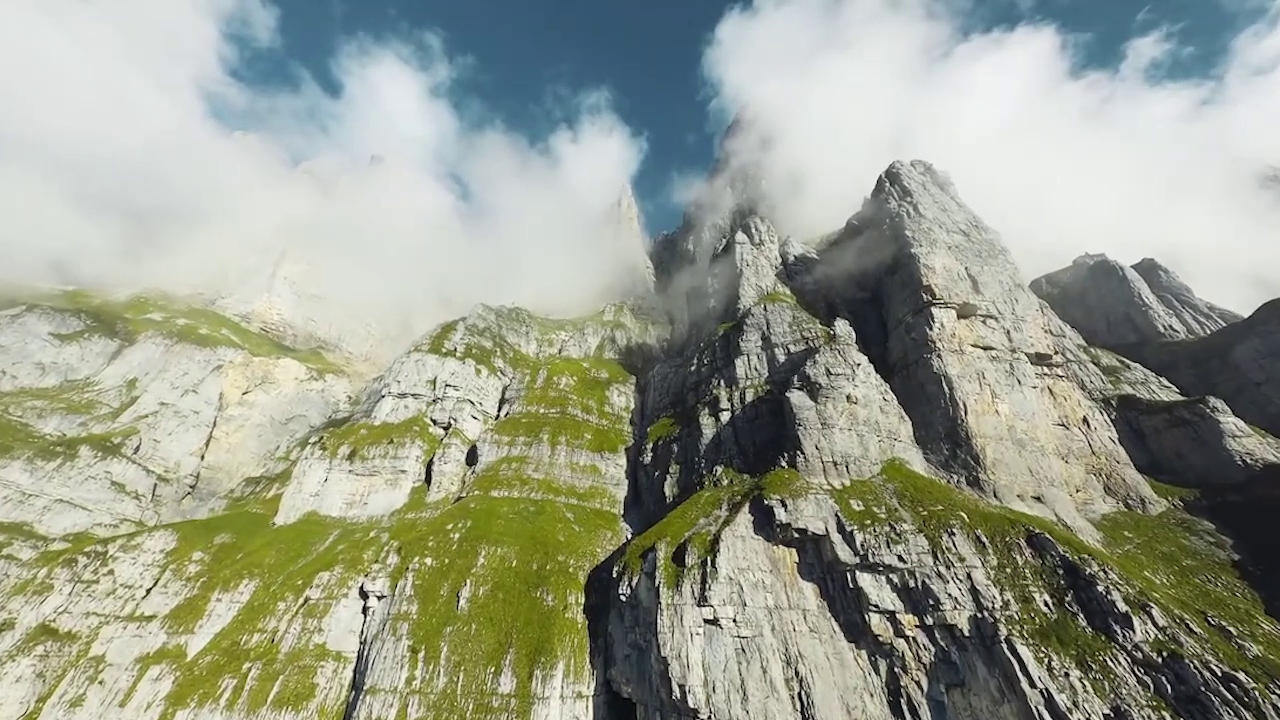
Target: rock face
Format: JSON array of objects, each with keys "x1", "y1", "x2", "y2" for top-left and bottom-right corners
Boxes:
[
  {"x1": 1130, "y1": 258, "x2": 1243, "y2": 336},
  {"x1": 1031, "y1": 254, "x2": 1193, "y2": 347},
  {"x1": 596, "y1": 470, "x2": 1280, "y2": 720},
  {"x1": 797, "y1": 162, "x2": 1161, "y2": 536},
  {"x1": 3, "y1": 160, "x2": 1280, "y2": 720},
  {"x1": 0, "y1": 291, "x2": 354, "y2": 536},
  {"x1": 1030, "y1": 254, "x2": 1240, "y2": 349},
  {"x1": 1109, "y1": 394, "x2": 1280, "y2": 487},
  {"x1": 1120, "y1": 300, "x2": 1280, "y2": 439}
]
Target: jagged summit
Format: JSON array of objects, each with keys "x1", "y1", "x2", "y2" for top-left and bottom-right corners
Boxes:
[
  {"x1": 606, "y1": 184, "x2": 658, "y2": 296},
  {"x1": 647, "y1": 113, "x2": 774, "y2": 297},
  {"x1": 3, "y1": 159, "x2": 1280, "y2": 720},
  {"x1": 1131, "y1": 256, "x2": 1243, "y2": 334},
  {"x1": 1030, "y1": 252, "x2": 1241, "y2": 349}
]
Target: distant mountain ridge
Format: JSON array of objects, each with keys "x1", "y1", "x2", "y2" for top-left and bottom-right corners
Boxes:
[{"x1": 2, "y1": 160, "x2": 1280, "y2": 720}]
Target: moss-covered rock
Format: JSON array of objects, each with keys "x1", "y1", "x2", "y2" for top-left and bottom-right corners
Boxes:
[{"x1": 14, "y1": 288, "x2": 343, "y2": 375}]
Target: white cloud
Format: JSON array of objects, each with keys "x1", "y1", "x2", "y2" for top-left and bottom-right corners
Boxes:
[
  {"x1": 0, "y1": 0, "x2": 649, "y2": 356},
  {"x1": 699, "y1": 0, "x2": 1280, "y2": 313}
]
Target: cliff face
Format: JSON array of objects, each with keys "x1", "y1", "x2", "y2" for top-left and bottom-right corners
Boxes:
[
  {"x1": 1030, "y1": 254, "x2": 1241, "y2": 349},
  {"x1": 1115, "y1": 300, "x2": 1280, "y2": 440},
  {"x1": 3, "y1": 161, "x2": 1280, "y2": 720}
]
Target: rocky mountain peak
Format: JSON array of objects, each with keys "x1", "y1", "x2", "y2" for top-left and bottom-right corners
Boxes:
[
  {"x1": 4, "y1": 158, "x2": 1280, "y2": 720},
  {"x1": 797, "y1": 161, "x2": 1164, "y2": 534},
  {"x1": 609, "y1": 185, "x2": 658, "y2": 297},
  {"x1": 1031, "y1": 252, "x2": 1190, "y2": 347},
  {"x1": 1031, "y1": 252, "x2": 1241, "y2": 350},
  {"x1": 1130, "y1": 256, "x2": 1243, "y2": 335}
]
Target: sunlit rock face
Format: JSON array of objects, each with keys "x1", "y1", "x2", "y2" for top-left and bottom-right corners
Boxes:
[{"x1": 3, "y1": 160, "x2": 1280, "y2": 720}]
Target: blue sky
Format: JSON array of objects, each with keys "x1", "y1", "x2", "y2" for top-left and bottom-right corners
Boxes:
[
  {"x1": 249, "y1": 0, "x2": 1264, "y2": 233},
  {"x1": 2, "y1": 0, "x2": 1279, "y2": 342}
]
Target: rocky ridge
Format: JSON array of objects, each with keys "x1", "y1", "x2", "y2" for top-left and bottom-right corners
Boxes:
[
  {"x1": 1, "y1": 160, "x2": 1279, "y2": 720},
  {"x1": 1030, "y1": 254, "x2": 1241, "y2": 349},
  {"x1": 1118, "y1": 300, "x2": 1280, "y2": 440}
]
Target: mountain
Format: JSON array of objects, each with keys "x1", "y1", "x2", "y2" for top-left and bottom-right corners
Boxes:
[
  {"x1": 3, "y1": 161, "x2": 1280, "y2": 720},
  {"x1": 1030, "y1": 254, "x2": 1242, "y2": 348}
]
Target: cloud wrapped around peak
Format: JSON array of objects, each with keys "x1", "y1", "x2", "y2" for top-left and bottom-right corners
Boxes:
[
  {"x1": 699, "y1": 0, "x2": 1280, "y2": 313},
  {"x1": 0, "y1": 0, "x2": 648, "y2": 354}
]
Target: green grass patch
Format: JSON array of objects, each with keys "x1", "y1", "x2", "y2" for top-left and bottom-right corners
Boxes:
[
  {"x1": 142, "y1": 509, "x2": 384, "y2": 716},
  {"x1": 221, "y1": 466, "x2": 296, "y2": 515},
  {"x1": 1145, "y1": 478, "x2": 1200, "y2": 504},
  {"x1": 0, "y1": 299, "x2": 652, "y2": 718},
  {"x1": 758, "y1": 289, "x2": 798, "y2": 305},
  {"x1": 1097, "y1": 508, "x2": 1280, "y2": 682},
  {"x1": 831, "y1": 461, "x2": 1280, "y2": 689},
  {"x1": 386, "y1": 493, "x2": 621, "y2": 719},
  {"x1": 318, "y1": 416, "x2": 441, "y2": 462},
  {"x1": 416, "y1": 303, "x2": 658, "y2": 377},
  {"x1": 838, "y1": 461, "x2": 1118, "y2": 686},
  {"x1": 0, "y1": 412, "x2": 139, "y2": 464},
  {"x1": 150, "y1": 490, "x2": 622, "y2": 717},
  {"x1": 119, "y1": 645, "x2": 188, "y2": 707},
  {"x1": 466, "y1": 457, "x2": 617, "y2": 511},
  {"x1": 20, "y1": 289, "x2": 342, "y2": 375},
  {"x1": 621, "y1": 467, "x2": 811, "y2": 589},
  {"x1": 0, "y1": 380, "x2": 110, "y2": 419},
  {"x1": 646, "y1": 416, "x2": 679, "y2": 445},
  {"x1": 0, "y1": 520, "x2": 48, "y2": 543},
  {"x1": 490, "y1": 357, "x2": 633, "y2": 455},
  {"x1": 16, "y1": 622, "x2": 78, "y2": 650}
]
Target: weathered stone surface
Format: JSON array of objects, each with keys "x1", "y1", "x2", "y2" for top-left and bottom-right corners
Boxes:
[
  {"x1": 3, "y1": 159, "x2": 1280, "y2": 720},
  {"x1": 796, "y1": 161, "x2": 1161, "y2": 536},
  {"x1": 631, "y1": 211, "x2": 926, "y2": 528},
  {"x1": 1109, "y1": 395, "x2": 1280, "y2": 488},
  {"x1": 1030, "y1": 255, "x2": 1240, "y2": 353},
  {"x1": 595, "y1": 478, "x2": 1280, "y2": 720},
  {"x1": 1054, "y1": 338, "x2": 1280, "y2": 491},
  {"x1": 1031, "y1": 254, "x2": 1193, "y2": 347},
  {"x1": 274, "y1": 302, "x2": 655, "y2": 524},
  {"x1": 592, "y1": 159, "x2": 1280, "y2": 720},
  {"x1": 1122, "y1": 299, "x2": 1280, "y2": 438},
  {"x1": 1131, "y1": 258, "x2": 1243, "y2": 337},
  {"x1": 0, "y1": 297, "x2": 353, "y2": 536}
]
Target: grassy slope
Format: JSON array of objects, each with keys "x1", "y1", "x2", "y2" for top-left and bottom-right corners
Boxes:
[
  {"x1": 10, "y1": 293, "x2": 1275, "y2": 716},
  {"x1": 9, "y1": 288, "x2": 341, "y2": 375},
  {"x1": 0, "y1": 303, "x2": 644, "y2": 720},
  {"x1": 622, "y1": 459, "x2": 1280, "y2": 694}
]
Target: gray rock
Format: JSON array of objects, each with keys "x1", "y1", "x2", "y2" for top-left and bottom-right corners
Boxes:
[
  {"x1": 1029, "y1": 254, "x2": 1240, "y2": 354},
  {"x1": 1031, "y1": 254, "x2": 1192, "y2": 347},
  {"x1": 596, "y1": 486, "x2": 1280, "y2": 720},
  {"x1": 0, "y1": 297, "x2": 354, "y2": 536},
  {"x1": 1109, "y1": 395, "x2": 1280, "y2": 488},
  {"x1": 630, "y1": 211, "x2": 926, "y2": 527},
  {"x1": 1122, "y1": 299, "x2": 1280, "y2": 438},
  {"x1": 801, "y1": 161, "x2": 1161, "y2": 536},
  {"x1": 1052, "y1": 334, "x2": 1280, "y2": 491},
  {"x1": 1130, "y1": 258, "x2": 1242, "y2": 337},
  {"x1": 3, "y1": 159, "x2": 1280, "y2": 720}
]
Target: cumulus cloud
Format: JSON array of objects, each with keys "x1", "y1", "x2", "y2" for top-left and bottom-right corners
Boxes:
[
  {"x1": 0, "y1": 0, "x2": 649, "y2": 356},
  {"x1": 698, "y1": 0, "x2": 1280, "y2": 313}
]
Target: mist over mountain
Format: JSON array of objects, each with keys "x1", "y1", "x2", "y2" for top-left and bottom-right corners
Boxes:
[{"x1": 3, "y1": 3, "x2": 1280, "y2": 719}]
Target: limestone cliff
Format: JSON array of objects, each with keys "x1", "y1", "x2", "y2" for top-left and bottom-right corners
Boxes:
[{"x1": 2, "y1": 161, "x2": 1280, "y2": 720}]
